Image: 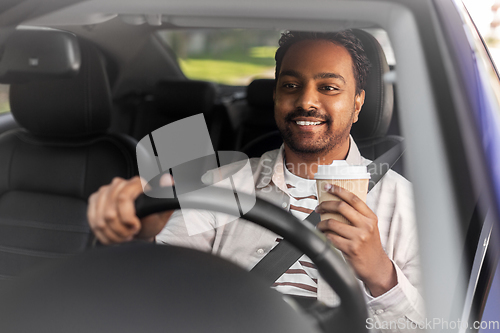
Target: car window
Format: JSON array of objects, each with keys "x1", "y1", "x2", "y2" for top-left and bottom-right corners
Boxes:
[
  {"x1": 157, "y1": 29, "x2": 281, "y2": 85},
  {"x1": 0, "y1": 84, "x2": 9, "y2": 114},
  {"x1": 157, "y1": 28, "x2": 396, "y2": 85}
]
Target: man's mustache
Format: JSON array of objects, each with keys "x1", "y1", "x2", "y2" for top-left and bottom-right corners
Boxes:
[{"x1": 284, "y1": 108, "x2": 332, "y2": 123}]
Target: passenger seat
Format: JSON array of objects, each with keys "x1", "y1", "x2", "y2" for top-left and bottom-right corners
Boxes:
[{"x1": 0, "y1": 33, "x2": 137, "y2": 282}]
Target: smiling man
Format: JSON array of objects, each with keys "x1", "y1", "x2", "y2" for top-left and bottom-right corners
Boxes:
[
  {"x1": 88, "y1": 30, "x2": 424, "y2": 332},
  {"x1": 273, "y1": 32, "x2": 398, "y2": 299},
  {"x1": 274, "y1": 37, "x2": 364, "y2": 164}
]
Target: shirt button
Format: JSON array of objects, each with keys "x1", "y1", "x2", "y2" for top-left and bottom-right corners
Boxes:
[
  {"x1": 281, "y1": 202, "x2": 288, "y2": 208},
  {"x1": 256, "y1": 248, "x2": 265, "y2": 255},
  {"x1": 375, "y1": 309, "x2": 384, "y2": 315}
]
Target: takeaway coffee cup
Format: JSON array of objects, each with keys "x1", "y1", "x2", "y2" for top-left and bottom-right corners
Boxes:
[{"x1": 314, "y1": 161, "x2": 370, "y2": 224}]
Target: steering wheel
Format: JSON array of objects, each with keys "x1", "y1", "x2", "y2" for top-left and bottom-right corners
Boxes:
[
  {"x1": 0, "y1": 187, "x2": 368, "y2": 333},
  {"x1": 135, "y1": 187, "x2": 368, "y2": 333}
]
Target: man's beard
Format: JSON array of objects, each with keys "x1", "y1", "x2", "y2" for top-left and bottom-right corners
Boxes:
[{"x1": 277, "y1": 108, "x2": 355, "y2": 156}]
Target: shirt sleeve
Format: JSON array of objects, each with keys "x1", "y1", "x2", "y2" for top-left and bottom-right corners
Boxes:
[
  {"x1": 364, "y1": 261, "x2": 425, "y2": 332},
  {"x1": 155, "y1": 208, "x2": 217, "y2": 252},
  {"x1": 364, "y1": 171, "x2": 425, "y2": 332}
]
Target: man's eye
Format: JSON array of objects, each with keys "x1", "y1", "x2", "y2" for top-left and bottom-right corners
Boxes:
[
  {"x1": 321, "y1": 85, "x2": 339, "y2": 91},
  {"x1": 283, "y1": 83, "x2": 298, "y2": 89}
]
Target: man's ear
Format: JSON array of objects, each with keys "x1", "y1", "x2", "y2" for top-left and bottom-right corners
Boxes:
[{"x1": 353, "y1": 90, "x2": 365, "y2": 123}]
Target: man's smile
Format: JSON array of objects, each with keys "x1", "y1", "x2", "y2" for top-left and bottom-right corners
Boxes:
[
  {"x1": 288, "y1": 116, "x2": 328, "y2": 131},
  {"x1": 295, "y1": 121, "x2": 321, "y2": 125}
]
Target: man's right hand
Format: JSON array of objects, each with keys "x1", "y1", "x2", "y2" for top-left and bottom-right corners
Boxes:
[{"x1": 87, "y1": 175, "x2": 175, "y2": 245}]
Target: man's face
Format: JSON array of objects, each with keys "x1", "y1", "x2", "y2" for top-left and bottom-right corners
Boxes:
[{"x1": 274, "y1": 39, "x2": 365, "y2": 156}]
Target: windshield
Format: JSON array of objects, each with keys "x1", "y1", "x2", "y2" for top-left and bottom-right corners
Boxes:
[
  {"x1": 157, "y1": 28, "x2": 396, "y2": 86},
  {"x1": 157, "y1": 29, "x2": 281, "y2": 85}
]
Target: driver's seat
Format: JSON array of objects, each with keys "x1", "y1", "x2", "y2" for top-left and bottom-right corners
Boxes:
[{"x1": 0, "y1": 35, "x2": 137, "y2": 282}]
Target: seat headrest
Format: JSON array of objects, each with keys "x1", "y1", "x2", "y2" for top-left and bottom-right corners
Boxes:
[
  {"x1": 0, "y1": 29, "x2": 81, "y2": 83},
  {"x1": 153, "y1": 80, "x2": 217, "y2": 118},
  {"x1": 350, "y1": 29, "x2": 393, "y2": 140},
  {"x1": 245, "y1": 29, "x2": 393, "y2": 140},
  {"x1": 9, "y1": 39, "x2": 112, "y2": 137},
  {"x1": 247, "y1": 79, "x2": 275, "y2": 109}
]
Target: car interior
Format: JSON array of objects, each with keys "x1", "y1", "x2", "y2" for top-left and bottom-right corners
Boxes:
[
  {"x1": 0, "y1": 0, "x2": 499, "y2": 331},
  {"x1": 0, "y1": 24, "x2": 405, "y2": 281},
  {"x1": 0, "y1": 21, "x2": 405, "y2": 330}
]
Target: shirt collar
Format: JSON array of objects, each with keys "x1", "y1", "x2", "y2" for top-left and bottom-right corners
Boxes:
[
  {"x1": 255, "y1": 135, "x2": 362, "y2": 190},
  {"x1": 345, "y1": 135, "x2": 363, "y2": 165}
]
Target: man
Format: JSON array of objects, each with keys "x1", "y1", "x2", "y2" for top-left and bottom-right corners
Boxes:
[{"x1": 88, "y1": 30, "x2": 424, "y2": 331}]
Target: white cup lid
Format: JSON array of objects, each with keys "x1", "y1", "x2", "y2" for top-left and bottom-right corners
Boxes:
[{"x1": 314, "y1": 161, "x2": 371, "y2": 180}]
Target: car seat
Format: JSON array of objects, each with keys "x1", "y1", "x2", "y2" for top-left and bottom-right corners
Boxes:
[
  {"x1": 240, "y1": 29, "x2": 403, "y2": 174},
  {"x1": 0, "y1": 35, "x2": 138, "y2": 283},
  {"x1": 233, "y1": 78, "x2": 278, "y2": 150},
  {"x1": 0, "y1": 113, "x2": 19, "y2": 135},
  {"x1": 127, "y1": 80, "x2": 234, "y2": 150}
]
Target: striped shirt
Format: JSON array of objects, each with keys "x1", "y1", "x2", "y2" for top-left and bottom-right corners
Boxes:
[
  {"x1": 158, "y1": 138, "x2": 424, "y2": 330},
  {"x1": 271, "y1": 164, "x2": 319, "y2": 298}
]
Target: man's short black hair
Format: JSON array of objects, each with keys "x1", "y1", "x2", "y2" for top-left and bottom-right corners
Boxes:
[{"x1": 275, "y1": 30, "x2": 371, "y2": 96}]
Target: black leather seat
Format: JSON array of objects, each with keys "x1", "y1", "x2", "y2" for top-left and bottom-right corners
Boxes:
[
  {"x1": 0, "y1": 39, "x2": 138, "y2": 281},
  {"x1": 131, "y1": 80, "x2": 216, "y2": 140},
  {"x1": 349, "y1": 29, "x2": 400, "y2": 163},
  {"x1": 128, "y1": 80, "x2": 233, "y2": 150},
  {"x1": 233, "y1": 79, "x2": 278, "y2": 150},
  {"x1": 240, "y1": 29, "x2": 403, "y2": 174}
]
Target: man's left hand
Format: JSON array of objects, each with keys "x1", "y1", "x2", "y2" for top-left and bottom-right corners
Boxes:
[{"x1": 316, "y1": 184, "x2": 397, "y2": 297}]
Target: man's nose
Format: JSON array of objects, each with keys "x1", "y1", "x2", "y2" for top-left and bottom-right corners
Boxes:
[{"x1": 294, "y1": 84, "x2": 320, "y2": 110}]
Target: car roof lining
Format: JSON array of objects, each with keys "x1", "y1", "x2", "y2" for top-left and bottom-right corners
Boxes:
[
  {"x1": 0, "y1": 0, "x2": 87, "y2": 27},
  {"x1": 25, "y1": 0, "x2": 388, "y2": 29}
]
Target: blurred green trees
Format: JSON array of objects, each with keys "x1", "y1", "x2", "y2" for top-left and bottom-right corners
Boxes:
[{"x1": 157, "y1": 29, "x2": 281, "y2": 85}]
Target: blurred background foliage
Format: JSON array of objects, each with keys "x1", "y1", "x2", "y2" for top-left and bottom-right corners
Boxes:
[
  {"x1": 0, "y1": 85, "x2": 8, "y2": 114},
  {"x1": 157, "y1": 29, "x2": 280, "y2": 85}
]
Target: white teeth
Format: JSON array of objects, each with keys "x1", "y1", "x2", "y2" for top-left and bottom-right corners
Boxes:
[{"x1": 296, "y1": 120, "x2": 322, "y2": 126}]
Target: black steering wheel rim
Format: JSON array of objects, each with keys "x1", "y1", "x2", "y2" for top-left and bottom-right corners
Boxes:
[{"x1": 135, "y1": 187, "x2": 368, "y2": 333}]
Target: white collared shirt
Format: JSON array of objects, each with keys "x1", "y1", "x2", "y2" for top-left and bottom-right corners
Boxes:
[{"x1": 157, "y1": 136, "x2": 425, "y2": 332}]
